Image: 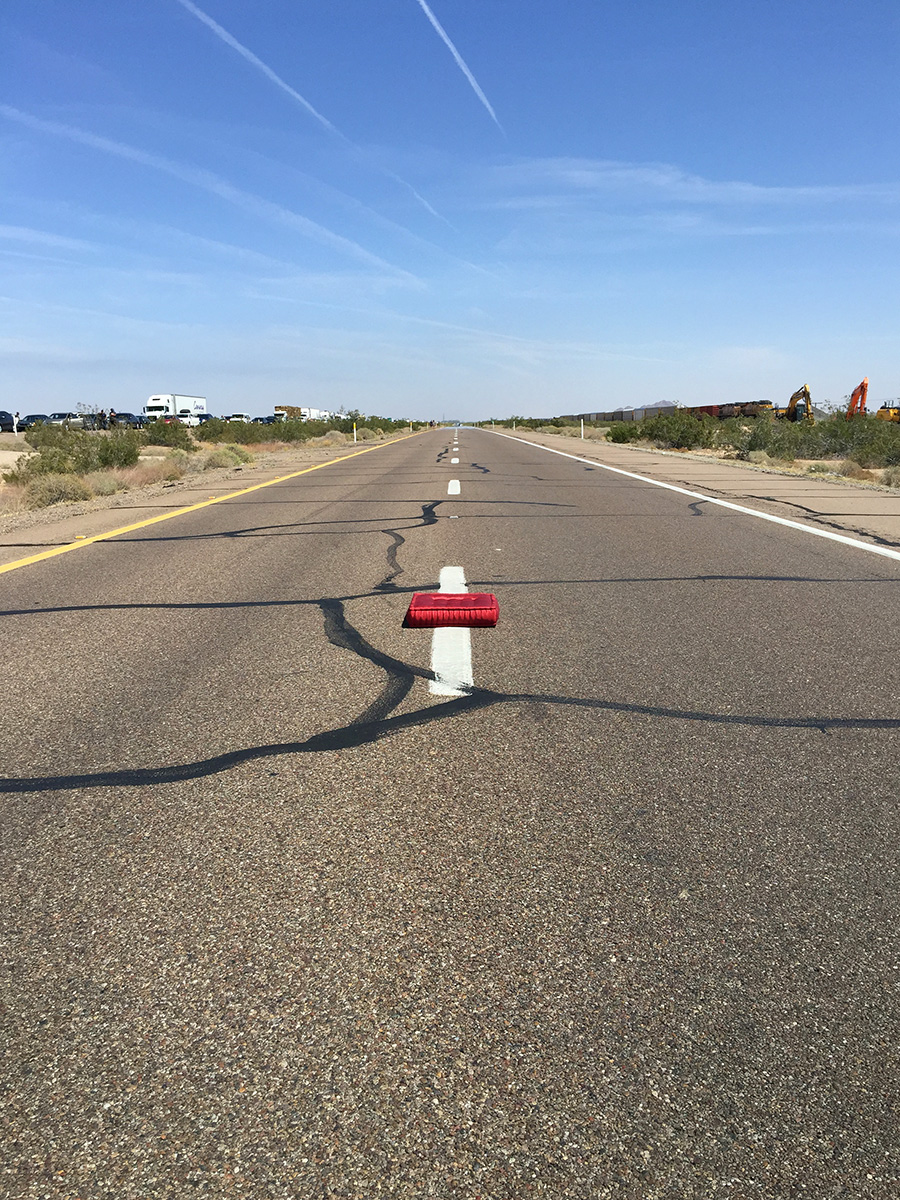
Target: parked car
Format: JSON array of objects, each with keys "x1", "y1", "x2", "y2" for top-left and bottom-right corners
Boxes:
[
  {"x1": 47, "y1": 411, "x2": 88, "y2": 428},
  {"x1": 0, "y1": 411, "x2": 19, "y2": 432},
  {"x1": 110, "y1": 412, "x2": 146, "y2": 429},
  {"x1": 19, "y1": 414, "x2": 50, "y2": 429}
]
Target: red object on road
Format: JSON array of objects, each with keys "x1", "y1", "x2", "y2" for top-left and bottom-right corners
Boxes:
[{"x1": 404, "y1": 593, "x2": 499, "y2": 628}]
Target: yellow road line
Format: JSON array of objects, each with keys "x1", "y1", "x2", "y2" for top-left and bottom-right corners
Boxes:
[{"x1": 0, "y1": 432, "x2": 421, "y2": 577}]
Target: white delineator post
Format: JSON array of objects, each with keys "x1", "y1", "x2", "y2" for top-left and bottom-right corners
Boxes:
[
  {"x1": 353, "y1": 422, "x2": 357, "y2": 443},
  {"x1": 580, "y1": 418, "x2": 584, "y2": 439}
]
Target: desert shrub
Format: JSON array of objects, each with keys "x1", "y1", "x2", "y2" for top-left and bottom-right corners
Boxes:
[
  {"x1": 606, "y1": 422, "x2": 643, "y2": 443},
  {"x1": 14, "y1": 426, "x2": 99, "y2": 476},
  {"x1": 194, "y1": 418, "x2": 229, "y2": 443},
  {"x1": 204, "y1": 448, "x2": 241, "y2": 469},
  {"x1": 197, "y1": 418, "x2": 308, "y2": 445},
  {"x1": 641, "y1": 410, "x2": 716, "y2": 450},
  {"x1": 97, "y1": 430, "x2": 142, "y2": 469},
  {"x1": 714, "y1": 418, "x2": 751, "y2": 455},
  {"x1": 881, "y1": 465, "x2": 900, "y2": 487},
  {"x1": 223, "y1": 443, "x2": 254, "y2": 463},
  {"x1": 144, "y1": 420, "x2": 196, "y2": 450},
  {"x1": 355, "y1": 426, "x2": 377, "y2": 441},
  {"x1": 806, "y1": 462, "x2": 832, "y2": 474},
  {"x1": 4, "y1": 446, "x2": 69, "y2": 483},
  {"x1": 24, "y1": 473, "x2": 93, "y2": 508}
]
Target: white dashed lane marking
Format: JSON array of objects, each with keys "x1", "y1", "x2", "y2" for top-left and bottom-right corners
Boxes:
[
  {"x1": 429, "y1": 566, "x2": 473, "y2": 697},
  {"x1": 448, "y1": 480, "x2": 461, "y2": 495}
]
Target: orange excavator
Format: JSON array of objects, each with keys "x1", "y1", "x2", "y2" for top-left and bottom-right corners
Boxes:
[{"x1": 846, "y1": 378, "x2": 868, "y2": 419}]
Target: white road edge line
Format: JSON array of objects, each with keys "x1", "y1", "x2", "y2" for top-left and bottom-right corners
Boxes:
[
  {"x1": 489, "y1": 431, "x2": 900, "y2": 565},
  {"x1": 448, "y1": 479, "x2": 461, "y2": 495},
  {"x1": 429, "y1": 566, "x2": 473, "y2": 697},
  {"x1": 451, "y1": 457, "x2": 460, "y2": 463}
]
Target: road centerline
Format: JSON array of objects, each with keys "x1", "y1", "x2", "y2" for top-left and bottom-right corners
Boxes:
[{"x1": 429, "y1": 566, "x2": 473, "y2": 697}]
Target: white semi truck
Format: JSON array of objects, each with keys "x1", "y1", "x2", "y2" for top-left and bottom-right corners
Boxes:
[{"x1": 144, "y1": 394, "x2": 207, "y2": 426}]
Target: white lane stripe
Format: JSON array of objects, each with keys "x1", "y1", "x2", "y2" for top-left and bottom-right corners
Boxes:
[
  {"x1": 429, "y1": 565, "x2": 473, "y2": 696},
  {"x1": 451, "y1": 457, "x2": 459, "y2": 463},
  {"x1": 489, "y1": 431, "x2": 900, "y2": 565},
  {"x1": 448, "y1": 479, "x2": 461, "y2": 494}
]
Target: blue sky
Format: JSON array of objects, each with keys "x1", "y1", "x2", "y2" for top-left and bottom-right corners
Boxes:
[{"x1": 2, "y1": 0, "x2": 898, "y2": 420}]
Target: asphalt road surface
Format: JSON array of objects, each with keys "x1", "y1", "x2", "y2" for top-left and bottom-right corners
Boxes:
[{"x1": 2, "y1": 428, "x2": 899, "y2": 1199}]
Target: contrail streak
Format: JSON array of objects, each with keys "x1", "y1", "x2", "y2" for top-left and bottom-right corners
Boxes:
[
  {"x1": 173, "y1": 0, "x2": 339, "y2": 135},
  {"x1": 413, "y1": 0, "x2": 503, "y2": 132},
  {"x1": 0, "y1": 106, "x2": 416, "y2": 281},
  {"x1": 174, "y1": 0, "x2": 444, "y2": 218}
]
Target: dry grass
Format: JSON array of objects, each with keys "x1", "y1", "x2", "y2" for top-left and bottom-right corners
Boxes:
[
  {"x1": 85, "y1": 470, "x2": 127, "y2": 496},
  {"x1": 24, "y1": 474, "x2": 93, "y2": 509},
  {"x1": 0, "y1": 483, "x2": 27, "y2": 515},
  {"x1": 116, "y1": 458, "x2": 187, "y2": 488}
]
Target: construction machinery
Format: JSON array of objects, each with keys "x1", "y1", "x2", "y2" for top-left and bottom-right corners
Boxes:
[
  {"x1": 775, "y1": 385, "x2": 814, "y2": 423},
  {"x1": 875, "y1": 398, "x2": 900, "y2": 423},
  {"x1": 846, "y1": 378, "x2": 868, "y2": 419}
]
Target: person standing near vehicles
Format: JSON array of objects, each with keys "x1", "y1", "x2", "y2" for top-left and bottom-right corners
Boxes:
[{"x1": 13, "y1": 412, "x2": 19, "y2": 435}]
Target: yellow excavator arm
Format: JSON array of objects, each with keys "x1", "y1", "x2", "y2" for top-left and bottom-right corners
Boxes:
[{"x1": 778, "y1": 385, "x2": 813, "y2": 422}]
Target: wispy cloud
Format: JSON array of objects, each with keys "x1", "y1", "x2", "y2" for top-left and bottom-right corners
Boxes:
[
  {"x1": 173, "y1": 0, "x2": 339, "y2": 135},
  {"x1": 489, "y1": 157, "x2": 900, "y2": 207},
  {"x1": 0, "y1": 105, "x2": 418, "y2": 281},
  {"x1": 0, "y1": 224, "x2": 97, "y2": 252},
  {"x1": 174, "y1": 0, "x2": 443, "y2": 219},
  {"x1": 413, "y1": 0, "x2": 503, "y2": 132}
]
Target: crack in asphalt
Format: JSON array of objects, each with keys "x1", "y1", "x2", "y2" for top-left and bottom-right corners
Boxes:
[
  {"x1": 2, "y1": 591, "x2": 897, "y2": 793},
  {"x1": 3, "y1": 485, "x2": 898, "y2": 794}
]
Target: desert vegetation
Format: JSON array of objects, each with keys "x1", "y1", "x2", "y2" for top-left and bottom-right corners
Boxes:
[{"x1": 0, "y1": 412, "x2": 416, "y2": 511}]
